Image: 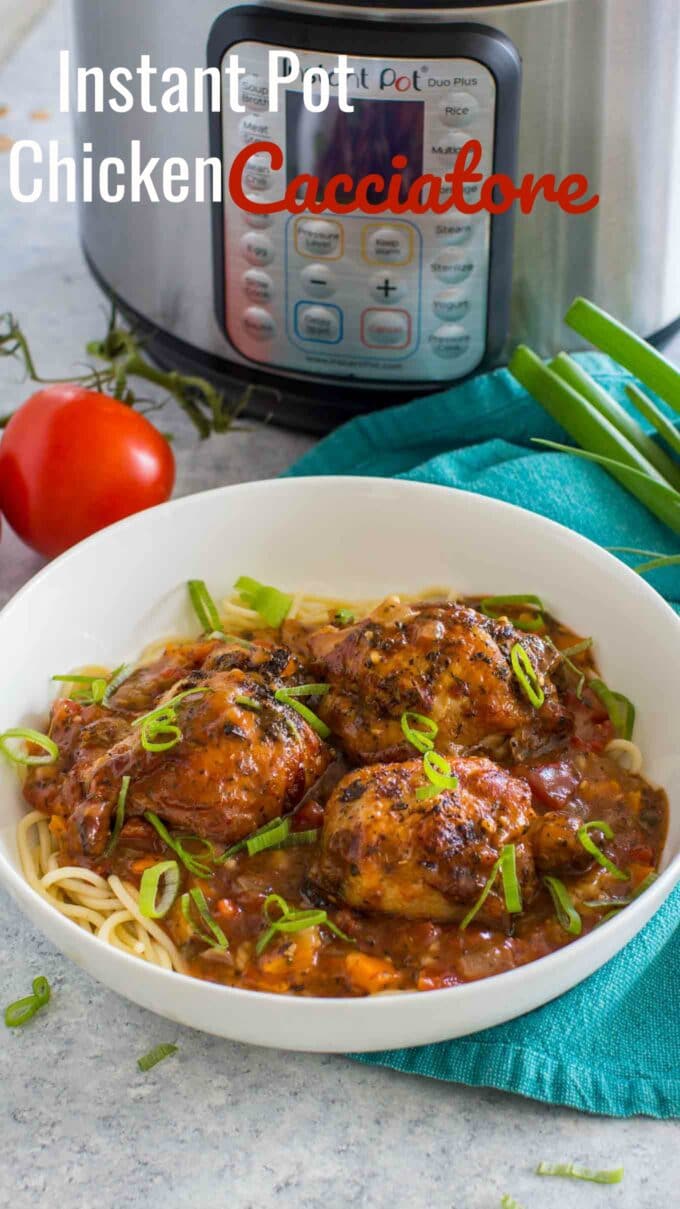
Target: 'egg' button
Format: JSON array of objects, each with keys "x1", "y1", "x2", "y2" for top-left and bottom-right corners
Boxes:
[
  {"x1": 242, "y1": 307, "x2": 276, "y2": 341},
  {"x1": 240, "y1": 231, "x2": 275, "y2": 267}
]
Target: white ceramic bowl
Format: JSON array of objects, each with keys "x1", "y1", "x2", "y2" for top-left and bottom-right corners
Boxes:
[{"x1": 1, "y1": 476, "x2": 679, "y2": 1052}]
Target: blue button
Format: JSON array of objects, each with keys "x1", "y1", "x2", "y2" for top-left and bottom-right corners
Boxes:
[{"x1": 294, "y1": 301, "x2": 343, "y2": 344}]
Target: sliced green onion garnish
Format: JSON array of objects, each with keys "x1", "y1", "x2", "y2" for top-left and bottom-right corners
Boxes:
[
  {"x1": 139, "y1": 860, "x2": 180, "y2": 919},
  {"x1": 500, "y1": 1196, "x2": 524, "y2": 1209},
  {"x1": 480, "y1": 594, "x2": 546, "y2": 632},
  {"x1": 280, "y1": 828, "x2": 319, "y2": 848},
  {"x1": 401, "y1": 710, "x2": 438, "y2": 754},
  {"x1": 102, "y1": 662, "x2": 132, "y2": 705},
  {"x1": 0, "y1": 728, "x2": 59, "y2": 767},
  {"x1": 188, "y1": 579, "x2": 222, "y2": 633},
  {"x1": 235, "y1": 575, "x2": 293, "y2": 627},
  {"x1": 104, "y1": 775, "x2": 131, "y2": 856},
  {"x1": 577, "y1": 820, "x2": 628, "y2": 881},
  {"x1": 274, "y1": 685, "x2": 330, "y2": 739},
  {"x1": 256, "y1": 892, "x2": 354, "y2": 955},
  {"x1": 180, "y1": 887, "x2": 228, "y2": 950},
  {"x1": 52, "y1": 673, "x2": 108, "y2": 704},
  {"x1": 133, "y1": 688, "x2": 208, "y2": 731},
  {"x1": 510, "y1": 643, "x2": 545, "y2": 708},
  {"x1": 588, "y1": 677, "x2": 635, "y2": 740},
  {"x1": 219, "y1": 816, "x2": 284, "y2": 861},
  {"x1": 536, "y1": 1160, "x2": 623, "y2": 1184},
  {"x1": 500, "y1": 844, "x2": 522, "y2": 914},
  {"x1": 140, "y1": 718, "x2": 182, "y2": 753},
  {"x1": 247, "y1": 817, "x2": 290, "y2": 855},
  {"x1": 234, "y1": 694, "x2": 262, "y2": 712},
  {"x1": 137, "y1": 1043, "x2": 178, "y2": 1072},
  {"x1": 544, "y1": 876, "x2": 582, "y2": 935},
  {"x1": 415, "y1": 749, "x2": 459, "y2": 800},
  {"x1": 144, "y1": 812, "x2": 213, "y2": 877},
  {"x1": 334, "y1": 608, "x2": 355, "y2": 625},
  {"x1": 460, "y1": 858, "x2": 501, "y2": 930},
  {"x1": 558, "y1": 638, "x2": 593, "y2": 659},
  {"x1": 4, "y1": 975, "x2": 51, "y2": 1028},
  {"x1": 546, "y1": 637, "x2": 588, "y2": 699},
  {"x1": 587, "y1": 871, "x2": 658, "y2": 911}
]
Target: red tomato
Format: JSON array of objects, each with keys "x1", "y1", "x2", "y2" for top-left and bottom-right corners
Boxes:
[{"x1": 0, "y1": 386, "x2": 175, "y2": 558}]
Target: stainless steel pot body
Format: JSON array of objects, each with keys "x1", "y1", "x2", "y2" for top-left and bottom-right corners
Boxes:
[{"x1": 71, "y1": 0, "x2": 680, "y2": 397}]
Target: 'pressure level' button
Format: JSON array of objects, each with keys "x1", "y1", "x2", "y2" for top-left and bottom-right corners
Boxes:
[
  {"x1": 295, "y1": 303, "x2": 343, "y2": 343},
  {"x1": 243, "y1": 307, "x2": 276, "y2": 341},
  {"x1": 430, "y1": 246, "x2": 474, "y2": 284},
  {"x1": 430, "y1": 323, "x2": 470, "y2": 358},
  {"x1": 243, "y1": 269, "x2": 274, "y2": 305},
  {"x1": 295, "y1": 219, "x2": 343, "y2": 259},
  {"x1": 240, "y1": 231, "x2": 275, "y2": 267}
]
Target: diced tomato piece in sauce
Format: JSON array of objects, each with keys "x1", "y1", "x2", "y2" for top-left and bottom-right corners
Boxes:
[{"x1": 518, "y1": 760, "x2": 581, "y2": 810}]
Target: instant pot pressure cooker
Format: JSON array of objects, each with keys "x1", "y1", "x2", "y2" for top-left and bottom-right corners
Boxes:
[{"x1": 72, "y1": 0, "x2": 680, "y2": 430}]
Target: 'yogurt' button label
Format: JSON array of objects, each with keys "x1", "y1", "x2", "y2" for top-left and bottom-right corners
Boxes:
[{"x1": 432, "y1": 290, "x2": 470, "y2": 323}]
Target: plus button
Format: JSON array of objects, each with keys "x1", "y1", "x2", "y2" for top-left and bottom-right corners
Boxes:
[{"x1": 376, "y1": 277, "x2": 398, "y2": 299}]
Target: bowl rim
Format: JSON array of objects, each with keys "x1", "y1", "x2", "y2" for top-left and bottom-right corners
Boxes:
[{"x1": 1, "y1": 474, "x2": 678, "y2": 1016}]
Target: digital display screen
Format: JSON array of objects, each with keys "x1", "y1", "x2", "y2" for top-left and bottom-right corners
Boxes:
[{"x1": 285, "y1": 92, "x2": 424, "y2": 205}]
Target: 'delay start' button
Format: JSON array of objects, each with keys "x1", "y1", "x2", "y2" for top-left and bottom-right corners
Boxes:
[
  {"x1": 361, "y1": 308, "x2": 411, "y2": 349},
  {"x1": 295, "y1": 302, "x2": 343, "y2": 343}
]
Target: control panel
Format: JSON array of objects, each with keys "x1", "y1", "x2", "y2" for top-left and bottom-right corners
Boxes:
[{"x1": 210, "y1": 15, "x2": 521, "y2": 388}]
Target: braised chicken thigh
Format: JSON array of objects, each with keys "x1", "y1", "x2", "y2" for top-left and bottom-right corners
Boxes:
[
  {"x1": 300, "y1": 598, "x2": 571, "y2": 765},
  {"x1": 309, "y1": 757, "x2": 539, "y2": 928}
]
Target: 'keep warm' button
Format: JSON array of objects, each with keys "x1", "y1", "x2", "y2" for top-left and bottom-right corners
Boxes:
[{"x1": 361, "y1": 308, "x2": 412, "y2": 349}]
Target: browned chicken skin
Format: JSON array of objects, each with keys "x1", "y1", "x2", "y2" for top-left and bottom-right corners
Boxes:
[
  {"x1": 309, "y1": 757, "x2": 540, "y2": 928},
  {"x1": 26, "y1": 639, "x2": 331, "y2": 861},
  {"x1": 301, "y1": 598, "x2": 572, "y2": 764}
]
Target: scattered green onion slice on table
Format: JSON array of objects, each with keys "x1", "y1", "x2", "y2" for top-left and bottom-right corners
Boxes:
[
  {"x1": 4, "y1": 975, "x2": 51, "y2": 1028},
  {"x1": 510, "y1": 643, "x2": 545, "y2": 708},
  {"x1": 544, "y1": 876, "x2": 582, "y2": 935},
  {"x1": 480, "y1": 594, "x2": 546, "y2": 632},
  {"x1": 256, "y1": 892, "x2": 354, "y2": 955},
  {"x1": 235, "y1": 576, "x2": 293, "y2": 627},
  {"x1": 181, "y1": 887, "x2": 229, "y2": 950},
  {"x1": 401, "y1": 710, "x2": 438, "y2": 754},
  {"x1": 274, "y1": 685, "x2": 330, "y2": 739},
  {"x1": 0, "y1": 728, "x2": 59, "y2": 767},
  {"x1": 234, "y1": 694, "x2": 262, "y2": 712},
  {"x1": 104, "y1": 775, "x2": 131, "y2": 856},
  {"x1": 499, "y1": 844, "x2": 522, "y2": 914},
  {"x1": 500, "y1": 1196, "x2": 524, "y2": 1209},
  {"x1": 609, "y1": 547, "x2": 680, "y2": 575},
  {"x1": 139, "y1": 860, "x2": 180, "y2": 919},
  {"x1": 588, "y1": 677, "x2": 635, "y2": 740},
  {"x1": 577, "y1": 820, "x2": 628, "y2": 881},
  {"x1": 415, "y1": 749, "x2": 459, "y2": 800},
  {"x1": 144, "y1": 812, "x2": 213, "y2": 877},
  {"x1": 334, "y1": 608, "x2": 355, "y2": 625},
  {"x1": 188, "y1": 579, "x2": 222, "y2": 633},
  {"x1": 137, "y1": 1043, "x2": 178, "y2": 1072},
  {"x1": 536, "y1": 1160, "x2": 623, "y2": 1184}
]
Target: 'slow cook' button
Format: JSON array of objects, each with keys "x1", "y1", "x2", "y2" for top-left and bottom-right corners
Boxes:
[
  {"x1": 361, "y1": 308, "x2": 411, "y2": 349},
  {"x1": 430, "y1": 323, "x2": 470, "y2": 359},
  {"x1": 430, "y1": 246, "x2": 474, "y2": 284},
  {"x1": 243, "y1": 306, "x2": 276, "y2": 341},
  {"x1": 240, "y1": 231, "x2": 275, "y2": 266},
  {"x1": 243, "y1": 268, "x2": 274, "y2": 304}
]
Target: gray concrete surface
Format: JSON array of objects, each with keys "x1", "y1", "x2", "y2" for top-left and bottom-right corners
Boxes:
[{"x1": 0, "y1": 6, "x2": 678, "y2": 1209}]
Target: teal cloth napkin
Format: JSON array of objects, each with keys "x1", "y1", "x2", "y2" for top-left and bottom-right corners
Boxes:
[{"x1": 287, "y1": 353, "x2": 680, "y2": 1118}]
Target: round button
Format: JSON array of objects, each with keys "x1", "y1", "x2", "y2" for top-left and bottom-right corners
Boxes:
[
  {"x1": 439, "y1": 92, "x2": 479, "y2": 128},
  {"x1": 429, "y1": 323, "x2": 471, "y2": 359},
  {"x1": 243, "y1": 268, "x2": 274, "y2": 305},
  {"x1": 296, "y1": 219, "x2": 342, "y2": 259},
  {"x1": 365, "y1": 225, "x2": 410, "y2": 264},
  {"x1": 242, "y1": 151, "x2": 273, "y2": 193},
  {"x1": 430, "y1": 246, "x2": 474, "y2": 285},
  {"x1": 300, "y1": 263, "x2": 336, "y2": 299},
  {"x1": 362, "y1": 309, "x2": 410, "y2": 348},
  {"x1": 432, "y1": 290, "x2": 470, "y2": 323},
  {"x1": 435, "y1": 217, "x2": 475, "y2": 247},
  {"x1": 240, "y1": 74, "x2": 269, "y2": 112},
  {"x1": 244, "y1": 202, "x2": 273, "y2": 231},
  {"x1": 297, "y1": 305, "x2": 341, "y2": 343},
  {"x1": 239, "y1": 113, "x2": 272, "y2": 144},
  {"x1": 368, "y1": 272, "x2": 405, "y2": 305},
  {"x1": 243, "y1": 307, "x2": 276, "y2": 341},
  {"x1": 240, "y1": 231, "x2": 275, "y2": 267}
]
